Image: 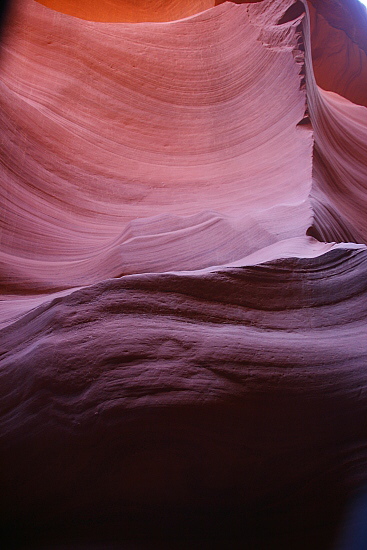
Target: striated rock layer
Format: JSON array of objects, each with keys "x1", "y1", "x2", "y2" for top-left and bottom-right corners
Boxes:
[
  {"x1": 0, "y1": 0, "x2": 312, "y2": 292},
  {"x1": 1, "y1": 0, "x2": 367, "y2": 547}
]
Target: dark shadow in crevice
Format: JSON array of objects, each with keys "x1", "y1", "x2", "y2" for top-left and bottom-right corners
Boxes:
[{"x1": 277, "y1": 0, "x2": 305, "y2": 25}]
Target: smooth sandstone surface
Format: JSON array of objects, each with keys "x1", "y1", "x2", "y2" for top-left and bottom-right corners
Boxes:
[
  {"x1": 0, "y1": 0, "x2": 312, "y2": 292},
  {"x1": 1, "y1": 0, "x2": 367, "y2": 547}
]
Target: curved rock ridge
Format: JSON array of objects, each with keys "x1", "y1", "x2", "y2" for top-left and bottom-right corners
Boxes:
[
  {"x1": 1, "y1": 236, "x2": 364, "y2": 329},
  {"x1": 301, "y1": 0, "x2": 367, "y2": 244},
  {"x1": 1, "y1": 0, "x2": 367, "y2": 548},
  {"x1": 310, "y1": 87, "x2": 367, "y2": 243},
  {"x1": 2, "y1": 248, "x2": 367, "y2": 546}
]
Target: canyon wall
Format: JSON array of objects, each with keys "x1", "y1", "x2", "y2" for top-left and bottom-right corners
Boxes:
[{"x1": 1, "y1": 0, "x2": 367, "y2": 547}]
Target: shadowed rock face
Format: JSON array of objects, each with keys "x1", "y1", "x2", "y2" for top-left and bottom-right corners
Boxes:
[{"x1": 1, "y1": 0, "x2": 367, "y2": 548}]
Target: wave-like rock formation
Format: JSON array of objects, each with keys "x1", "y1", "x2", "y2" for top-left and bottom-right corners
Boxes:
[{"x1": 1, "y1": 0, "x2": 367, "y2": 548}]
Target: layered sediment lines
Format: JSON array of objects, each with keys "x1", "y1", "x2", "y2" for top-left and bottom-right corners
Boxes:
[
  {"x1": 0, "y1": 0, "x2": 311, "y2": 291},
  {"x1": 1, "y1": 0, "x2": 367, "y2": 547}
]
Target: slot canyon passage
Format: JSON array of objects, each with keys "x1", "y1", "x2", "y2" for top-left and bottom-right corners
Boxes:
[{"x1": 1, "y1": 0, "x2": 367, "y2": 547}]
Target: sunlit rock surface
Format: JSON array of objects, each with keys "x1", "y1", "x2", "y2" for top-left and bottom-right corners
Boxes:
[{"x1": 1, "y1": 0, "x2": 367, "y2": 548}]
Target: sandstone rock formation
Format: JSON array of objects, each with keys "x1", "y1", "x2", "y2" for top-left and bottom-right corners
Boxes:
[{"x1": 1, "y1": 0, "x2": 367, "y2": 548}]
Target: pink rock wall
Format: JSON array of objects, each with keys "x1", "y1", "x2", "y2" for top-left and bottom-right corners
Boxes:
[
  {"x1": 0, "y1": 0, "x2": 313, "y2": 292},
  {"x1": 1, "y1": 0, "x2": 367, "y2": 548}
]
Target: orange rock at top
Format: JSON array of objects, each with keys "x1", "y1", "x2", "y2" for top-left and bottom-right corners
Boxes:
[{"x1": 35, "y1": 0, "x2": 218, "y2": 22}]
